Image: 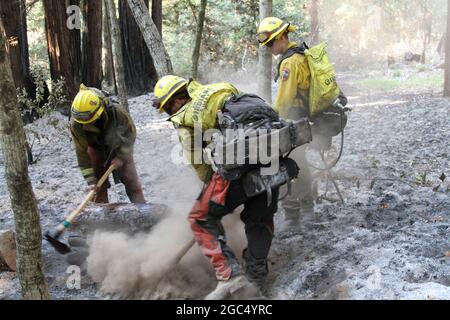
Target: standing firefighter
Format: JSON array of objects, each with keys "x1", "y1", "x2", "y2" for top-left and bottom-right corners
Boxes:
[
  {"x1": 70, "y1": 84, "x2": 145, "y2": 204},
  {"x1": 257, "y1": 17, "x2": 349, "y2": 228},
  {"x1": 152, "y1": 76, "x2": 302, "y2": 299}
]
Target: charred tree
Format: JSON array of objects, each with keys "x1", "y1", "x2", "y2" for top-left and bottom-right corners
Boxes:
[
  {"x1": 105, "y1": 0, "x2": 129, "y2": 111},
  {"x1": 119, "y1": 0, "x2": 157, "y2": 96},
  {"x1": 257, "y1": 0, "x2": 272, "y2": 103},
  {"x1": 151, "y1": 0, "x2": 162, "y2": 36},
  {"x1": 81, "y1": 0, "x2": 103, "y2": 88},
  {"x1": 102, "y1": 2, "x2": 116, "y2": 93},
  {"x1": 0, "y1": 0, "x2": 45, "y2": 124},
  {"x1": 126, "y1": 0, "x2": 173, "y2": 77},
  {"x1": 0, "y1": 0, "x2": 35, "y2": 97},
  {"x1": 43, "y1": 0, "x2": 82, "y2": 101},
  {"x1": 0, "y1": 28, "x2": 49, "y2": 300}
]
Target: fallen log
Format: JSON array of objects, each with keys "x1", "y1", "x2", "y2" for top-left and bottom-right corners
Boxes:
[{"x1": 69, "y1": 202, "x2": 168, "y2": 235}]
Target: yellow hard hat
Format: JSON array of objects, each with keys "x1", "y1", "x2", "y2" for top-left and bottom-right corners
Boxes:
[
  {"x1": 71, "y1": 84, "x2": 106, "y2": 124},
  {"x1": 257, "y1": 17, "x2": 296, "y2": 46},
  {"x1": 153, "y1": 75, "x2": 188, "y2": 112}
]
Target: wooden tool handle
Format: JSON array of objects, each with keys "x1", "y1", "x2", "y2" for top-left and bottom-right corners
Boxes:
[
  {"x1": 152, "y1": 238, "x2": 196, "y2": 292},
  {"x1": 64, "y1": 164, "x2": 117, "y2": 224},
  {"x1": 171, "y1": 238, "x2": 196, "y2": 266}
]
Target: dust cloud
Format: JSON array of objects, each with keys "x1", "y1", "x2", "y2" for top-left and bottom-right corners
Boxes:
[{"x1": 87, "y1": 171, "x2": 248, "y2": 299}]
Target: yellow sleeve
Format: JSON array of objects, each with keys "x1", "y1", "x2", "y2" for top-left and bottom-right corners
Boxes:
[
  {"x1": 274, "y1": 56, "x2": 311, "y2": 118},
  {"x1": 274, "y1": 60, "x2": 299, "y2": 118},
  {"x1": 177, "y1": 126, "x2": 213, "y2": 183}
]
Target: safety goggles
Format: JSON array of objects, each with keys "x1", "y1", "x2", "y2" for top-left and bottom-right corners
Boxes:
[
  {"x1": 257, "y1": 31, "x2": 273, "y2": 45},
  {"x1": 258, "y1": 23, "x2": 290, "y2": 46},
  {"x1": 71, "y1": 104, "x2": 102, "y2": 122}
]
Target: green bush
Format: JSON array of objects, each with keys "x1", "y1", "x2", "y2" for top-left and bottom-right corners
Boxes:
[{"x1": 17, "y1": 65, "x2": 68, "y2": 119}]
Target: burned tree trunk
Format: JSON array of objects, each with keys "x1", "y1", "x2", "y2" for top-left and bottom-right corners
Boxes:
[
  {"x1": 119, "y1": 0, "x2": 157, "y2": 96},
  {"x1": 191, "y1": 0, "x2": 207, "y2": 79},
  {"x1": 0, "y1": 0, "x2": 41, "y2": 124},
  {"x1": 151, "y1": 0, "x2": 163, "y2": 36},
  {"x1": 43, "y1": 0, "x2": 82, "y2": 101},
  {"x1": 105, "y1": 0, "x2": 129, "y2": 111},
  {"x1": 0, "y1": 29, "x2": 49, "y2": 300},
  {"x1": 126, "y1": 0, "x2": 173, "y2": 77},
  {"x1": 0, "y1": 0, "x2": 35, "y2": 97},
  {"x1": 81, "y1": 0, "x2": 103, "y2": 88},
  {"x1": 445, "y1": 0, "x2": 450, "y2": 97},
  {"x1": 102, "y1": 2, "x2": 116, "y2": 93},
  {"x1": 257, "y1": 0, "x2": 272, "y2": 103}
]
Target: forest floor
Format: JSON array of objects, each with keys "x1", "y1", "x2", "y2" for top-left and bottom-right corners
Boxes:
[{"x1": 0, "y1": 66, "x2": 449, "y2": 300}]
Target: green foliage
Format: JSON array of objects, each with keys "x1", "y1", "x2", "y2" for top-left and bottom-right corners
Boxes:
[
  {"x1": 415, "y1": 170, "x2": 432, "y2": 187},
  {"x1": 26, "y1": 0, "x2": 49, "y2": 68},
  {"x1": 17, "y1": 65, "x2": 68, "y2": 118},
  {"x1": 163, "y1": 0, "x2": 307, "y2": 76},
  {"x1": 354, "y1": 69, "x2": 443, "y2": 92}
]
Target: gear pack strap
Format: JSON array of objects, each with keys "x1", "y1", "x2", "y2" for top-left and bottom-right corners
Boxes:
[{"x1": 274, "y1": 42, "x2": 309, "y2": 82}]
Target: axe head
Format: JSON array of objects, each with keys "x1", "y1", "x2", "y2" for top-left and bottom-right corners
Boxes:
[{"x1": 44, "y1": 230, "x2": 72, "y2": 255}]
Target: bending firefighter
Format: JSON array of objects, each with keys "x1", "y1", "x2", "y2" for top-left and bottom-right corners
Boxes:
[
  {"x1": 257, "y1": 17, "x2": 347, "y2": 228},
  {"x1": 70, "y1": 84, "x2": 145, "y2": 204},
  {"x1": 152, "y1": 76, "x2": 299, "y2": 299}
]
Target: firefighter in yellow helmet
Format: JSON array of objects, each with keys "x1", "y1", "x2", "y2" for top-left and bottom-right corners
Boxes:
[
  {"x1": 153, "y1": 75, "x2": 283, "y2": 299},
  {"x1": 257, "y1": 17, "x2": 314, "y2": 228},
  {"x1": 70, "y1": 84, "x2": 145, "y2": 204}
]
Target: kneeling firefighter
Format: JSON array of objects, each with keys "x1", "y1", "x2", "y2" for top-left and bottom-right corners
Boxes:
[
  {"x1": 152, "y1": 75, "x2": 311, "y2": 299},
  {"x1": 70, "y1": 84, "x2": 145, "y2": 204}
]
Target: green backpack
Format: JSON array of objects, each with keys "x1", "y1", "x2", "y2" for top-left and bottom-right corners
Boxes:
[{"x1": 304, "y1": 42, "x2": 341, "y2": 118}]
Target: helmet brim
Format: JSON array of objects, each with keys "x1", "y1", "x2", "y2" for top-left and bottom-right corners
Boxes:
[
  {"x1": 158, "y1": 80, "x2": 189, "y2": 112},
  {"x1": 259, "y1": 23, "x2": 294, "y2": 46}
]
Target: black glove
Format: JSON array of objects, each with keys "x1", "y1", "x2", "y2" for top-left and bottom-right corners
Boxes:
[{"x1": 282, "y1": 157, "x2": 300, "y2": 179}]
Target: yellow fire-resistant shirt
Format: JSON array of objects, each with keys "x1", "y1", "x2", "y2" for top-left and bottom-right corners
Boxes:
[
  {"x1": 169, "y1": 80, "x2": 239, "y2": 183},
  {"x1": 274, "y1": 42, "x2": 311, "y2": 119}
]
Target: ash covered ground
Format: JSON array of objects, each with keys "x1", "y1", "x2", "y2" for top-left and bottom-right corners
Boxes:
[{"x1": 0, "y1": 71, "x2": 449, "y2": 300}]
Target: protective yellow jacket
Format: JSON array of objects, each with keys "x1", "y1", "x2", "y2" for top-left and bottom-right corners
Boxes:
[
  {"x1": 70, "y1": 102, "x2": 136, "y2": 185},
  {"x1": 169, "y1": 80, "x2": 239, "y2": 183},
  {"x1": 274, "y1": 42, "x2": 311, "y2": 119}
]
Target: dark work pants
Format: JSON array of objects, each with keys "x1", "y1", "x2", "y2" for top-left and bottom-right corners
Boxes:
[
  {"x1": 87, "y1": 146, "x2": 145, "y2": 204},
  {"x1": 188, "y1": 173, "x2": 279, "y2": 280}
]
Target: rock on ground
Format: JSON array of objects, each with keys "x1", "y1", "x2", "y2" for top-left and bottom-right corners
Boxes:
[{"x1": 0, "y1": 230, "x2": 16, "y2": 272}]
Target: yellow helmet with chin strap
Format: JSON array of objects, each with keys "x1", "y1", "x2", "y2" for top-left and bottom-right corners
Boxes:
[
  {"x1": 153, "y1": 75, "x2": 189, "y2": 112},
  {"x1": 71, "y1": 84, "x2": 106, "y2": 124},
  {"x1": 257, "y1": 17, "x2": 296, "y2": 46}
]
